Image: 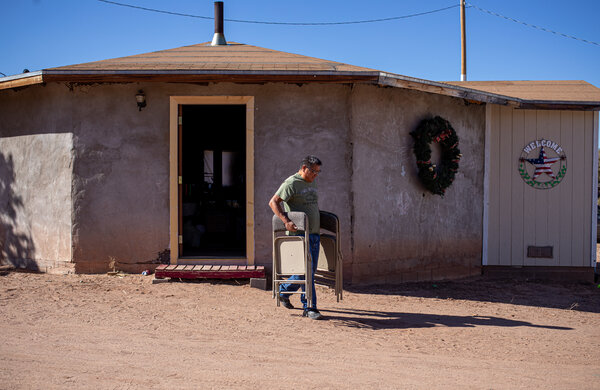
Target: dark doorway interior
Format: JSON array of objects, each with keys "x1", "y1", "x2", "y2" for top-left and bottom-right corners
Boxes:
[{"x1": 181, "y1": 105, "x2": 246, "y2": 257}]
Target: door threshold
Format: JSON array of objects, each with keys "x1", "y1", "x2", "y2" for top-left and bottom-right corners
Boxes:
[
  {"x1": 175, "y1": 257, "x2": 249, "y2": 266},
  {"x1": 178, "y1": 256, "x2": 246, "y2": 260}
]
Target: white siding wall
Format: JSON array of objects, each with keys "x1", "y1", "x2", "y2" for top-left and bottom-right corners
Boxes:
[{"x1": 486, "y1": 105, "x2": 597, "y2": 267}]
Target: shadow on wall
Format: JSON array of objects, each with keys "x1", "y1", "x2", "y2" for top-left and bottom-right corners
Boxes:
[{"x1": 0, "y1": 152, "x2": 38, "y2": 270}]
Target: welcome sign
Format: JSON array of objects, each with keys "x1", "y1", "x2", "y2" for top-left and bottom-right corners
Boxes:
[{"x1": 518, "y1": 139, "x2": 567, "y2": 189}]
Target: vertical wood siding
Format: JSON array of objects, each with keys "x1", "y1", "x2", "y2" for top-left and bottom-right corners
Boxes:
[{"x1": 487, "y1": 105, "x2": 595, "y2": 267}]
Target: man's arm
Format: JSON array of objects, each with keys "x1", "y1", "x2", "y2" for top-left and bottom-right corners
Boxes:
[{"x1": 268, "y1": 194, "x2": 298, "y2": 232}]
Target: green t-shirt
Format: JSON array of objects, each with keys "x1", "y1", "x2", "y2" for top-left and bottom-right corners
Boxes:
[{"x1": 275, "y1": 173, "x2": 320, "y2": 234}]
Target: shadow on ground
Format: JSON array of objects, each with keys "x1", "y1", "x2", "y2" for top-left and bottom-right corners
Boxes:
[
  {"x1": 345, "y1": 277, "x2": 600, "y2": 314},
  {"x1": 320, "y1": 307, "x2": 573, "y2": 331}
]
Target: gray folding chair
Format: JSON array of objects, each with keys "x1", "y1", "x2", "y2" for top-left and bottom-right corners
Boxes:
[
  {"x1": 315, "y1": 210, "x2": 343, "y2": 301},
  {"x1": 272, "y1": 212, "x2": 313, "y2": 309}
]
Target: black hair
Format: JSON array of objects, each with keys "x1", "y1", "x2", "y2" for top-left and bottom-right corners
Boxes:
[{"x1": 301, "y1": 155, "x2": 322, "y2": 168}]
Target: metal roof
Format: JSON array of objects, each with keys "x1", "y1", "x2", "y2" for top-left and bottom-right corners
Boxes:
[{"x1": 1, "y1": 42, "x2": 599, "y2": 110}]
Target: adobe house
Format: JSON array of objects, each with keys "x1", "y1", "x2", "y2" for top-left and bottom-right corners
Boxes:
[{"x1": 1, "y1": 14, "x2": 599, "y2": 283}]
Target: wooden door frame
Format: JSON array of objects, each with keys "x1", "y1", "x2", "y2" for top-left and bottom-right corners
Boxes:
[{"x1": 169, "y1": 96, "x2": 255, "y2": 265}]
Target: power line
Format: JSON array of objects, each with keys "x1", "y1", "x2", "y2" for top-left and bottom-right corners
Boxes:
[
  {"x1": 97, "y1": 0, "x2": 459, "y2": 25},
  {"x1": 98, "y1": 0, "x2": 212, "y2": 20},
  {"x1": 97, "y1": 0, "x2": 599, "y2": 47},
  {"x1": 466, "y1": 2, "x2": 599, "y2": 47}
]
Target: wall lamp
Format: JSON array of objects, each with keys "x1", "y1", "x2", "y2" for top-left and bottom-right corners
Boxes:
[{"x1": 135, "y1": 90, "x2": 146, "y2": 111}]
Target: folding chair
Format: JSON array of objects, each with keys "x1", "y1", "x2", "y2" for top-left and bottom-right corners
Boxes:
[
  {"x1": 315, "y1": 210, "x2": 343, "y2": 302},
  {"x1": 272, "y1": 212, "x2": 313, "y2": 309}
]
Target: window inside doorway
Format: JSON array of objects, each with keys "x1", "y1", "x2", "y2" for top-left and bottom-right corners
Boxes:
[{"x1": 180, "y1": 105, "x2": 246, "y2": 257}]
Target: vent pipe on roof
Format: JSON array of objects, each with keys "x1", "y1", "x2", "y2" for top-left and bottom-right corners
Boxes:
[{"x1": 211, "y1": 1, "x2": 227, "y2": 46}]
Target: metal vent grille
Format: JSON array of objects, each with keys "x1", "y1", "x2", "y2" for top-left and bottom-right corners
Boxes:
[{"x1": 527, "y1": 246, "x2": 553, "y2": 258}]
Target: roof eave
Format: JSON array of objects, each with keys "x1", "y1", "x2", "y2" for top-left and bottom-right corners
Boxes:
[
  {"x1": 0, "y1": 71, "x2": 44, "y2": 90},
  {"x1": 1, "y1": 69, "x2": 598, "y2": 110},
  {"x1": 516, "y1": 101, "x2": 600, "y2": 111},
  {"x1": 378, "y1": 74, "x2": 600, "y2": 110},
  {"x1": 41, "y1": 69, "x2": 381, "y2": 84},
  {"x1": 379, "y1": 73, "x2": 519, "y2": 106}
]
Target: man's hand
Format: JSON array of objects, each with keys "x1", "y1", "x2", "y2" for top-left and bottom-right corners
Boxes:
[
  {"x1": 269, "y1": 194, "x2": 298, "y2": 232},
  {"x1": 284, "y1": 220, "x2": 298, "y2": 232}
]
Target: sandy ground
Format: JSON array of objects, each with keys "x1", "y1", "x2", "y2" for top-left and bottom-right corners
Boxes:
[{"x1": 1, "y1": 271, "x2": 599, "y2": 390}]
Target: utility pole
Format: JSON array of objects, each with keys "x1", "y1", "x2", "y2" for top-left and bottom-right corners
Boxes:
[{"x1": 460, "y1": 0, "x2": 467, "y2": 81}]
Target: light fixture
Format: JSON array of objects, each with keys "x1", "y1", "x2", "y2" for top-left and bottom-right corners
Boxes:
[{"x1": 135, "y1": 90, "x2": 146, "y2": 111}]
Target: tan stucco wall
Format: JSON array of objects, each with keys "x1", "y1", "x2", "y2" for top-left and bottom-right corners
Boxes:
[
  {"x1": 349, "y1": 85, "x2": 485, "y2": 284},
  {"x1": 1, "y1": 82, "x2": 354, "y2": 273},
  {"x1": 0, "y1": 86, "x2": 73, "y2": 271},
  {"x1": 0, "y1": 81, "x2": 485, "y2": 282}
]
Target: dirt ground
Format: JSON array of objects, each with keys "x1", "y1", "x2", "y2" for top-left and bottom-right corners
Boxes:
[{"x1": 1, "y1": 271, "x2": 599, "y2": 390}]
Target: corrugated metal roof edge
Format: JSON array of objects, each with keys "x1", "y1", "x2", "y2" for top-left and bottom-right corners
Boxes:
[
  {"x1": 378, "y1": 73, "x2": 518, "y2": 106},
  {"x1": 0, "y1": 71, "x2": 44, "y2": 90},
  {"x1": 0, "y1": 71, "x2": 43, "y2": 81},
  {"x1": 1, "y1": 69, "x2": 599, "y2": 109}
]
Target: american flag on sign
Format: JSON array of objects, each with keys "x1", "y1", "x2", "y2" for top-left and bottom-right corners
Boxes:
[{"x1": 526, "y1": 146, "x2": 560, "y2": 180}]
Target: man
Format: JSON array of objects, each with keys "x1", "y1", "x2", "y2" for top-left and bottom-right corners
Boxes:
[{"x1": 269, "y1": 155, "x2": 323, "y2": 320}]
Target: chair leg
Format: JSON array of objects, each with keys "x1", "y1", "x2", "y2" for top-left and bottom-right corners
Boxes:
[{"x1": 306, "y1": 253, "x2": 313, "y2": 310}]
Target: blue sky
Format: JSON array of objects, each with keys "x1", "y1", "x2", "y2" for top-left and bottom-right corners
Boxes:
[{"x1": 1, "y1": 0, "x2": 599, "y2": 88}]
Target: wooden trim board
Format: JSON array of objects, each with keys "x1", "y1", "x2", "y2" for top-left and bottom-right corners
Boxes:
[{"x1": 169, "y1": 96, "x2": 255, "y2": 265}]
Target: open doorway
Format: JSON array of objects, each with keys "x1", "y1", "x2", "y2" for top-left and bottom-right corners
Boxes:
[{"x1": 180, "y1": 105, "x2": 246, "y2": 257}]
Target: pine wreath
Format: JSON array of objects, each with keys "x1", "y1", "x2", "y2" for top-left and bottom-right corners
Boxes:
[{"x1": 410, "y1": 116, "x2": 462, "y2": 196}]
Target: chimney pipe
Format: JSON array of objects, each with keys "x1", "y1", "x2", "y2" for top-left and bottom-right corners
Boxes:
[{"x1": 211, "y1": 1, "x2": 227, "y2": 46}]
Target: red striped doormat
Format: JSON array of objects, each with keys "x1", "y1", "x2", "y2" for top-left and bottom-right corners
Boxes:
[{"x1": 155, "y1": 264, "x2": 265, "y2": 280}]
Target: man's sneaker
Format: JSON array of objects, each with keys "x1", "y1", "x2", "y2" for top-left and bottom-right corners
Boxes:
[
  {"x1": 302, "y1": 308, "x2": 324, "y2": 320},
  {"x1": 279, "y1": 295, "x2": 294, "y2": 309}
]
